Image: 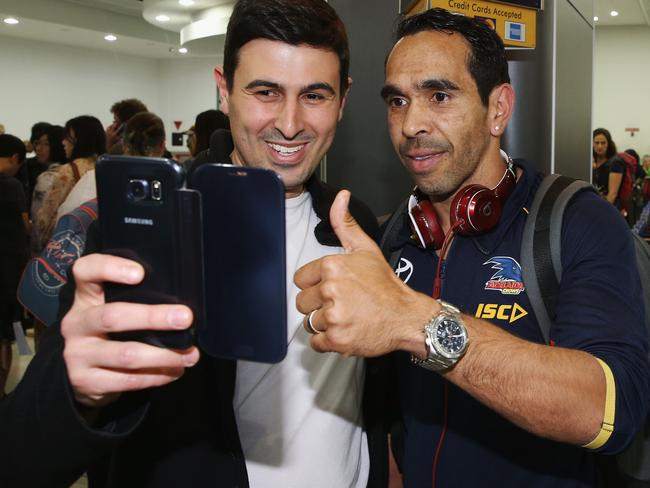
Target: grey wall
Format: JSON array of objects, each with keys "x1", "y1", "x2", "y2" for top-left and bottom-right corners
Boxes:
[
  {"x1": 504, "y1": 0, "x2": 593, "y2": 180},
  {"x1": 327, "y1": 0, "x2": 412, "y2": 217}
]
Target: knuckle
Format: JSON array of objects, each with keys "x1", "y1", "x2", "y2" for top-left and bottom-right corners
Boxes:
[
  {"x1": 71, "y1": 257, "x2": 86, "y2": 278},
  {"x1": 118, "y1": 345, "x2": 138, "y2": 368},
  {"x1": 123, "y1": 374, "x2": 143, "y2": 390},
  {"x1": 320, "y1": 281, "x2": 339, "y2": 300},
  {"x1": 61, "y1": 311, "x2": 79, "y2": 336},
  {"x1": 321, "y1": 255, "x2": 343, "y2": 275},
  {"x1": 97, "y1": 305, "x2": 118, "y2": 334},
  {"x1": 322, "y1": 307, "x2": 341, "y2": 325}
]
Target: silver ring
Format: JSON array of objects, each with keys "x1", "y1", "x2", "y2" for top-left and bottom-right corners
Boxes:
[{"x1": 304, "y1": 310, "x2": 321, "y2": 335}]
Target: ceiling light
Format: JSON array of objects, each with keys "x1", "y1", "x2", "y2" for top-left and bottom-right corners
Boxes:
[
  {"x1": 3, "y1": 17, "x2": 19, "y2": 25},
  {"x1": 610, "y1": 10, "x2": 619, "y2": 17},
  {"x1": 178, "y1": 47, "x2": 188, "y2": 54},
  {"x1": 155, "y1": 14, "x2": 170, "y2": 22},
  {"x1": 104, "y1": 34, "x2": 117, "y2": 42},
  {"x1": 179, "y1": 0, "x2": 195, "y2": 6},
  {"x1": 594, "y1": 16, "x2": 599, "y2": 22}
]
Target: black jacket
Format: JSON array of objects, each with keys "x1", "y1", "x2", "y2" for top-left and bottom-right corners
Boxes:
[{"x1": 0, "y1": 131, "x2": 386, "y2": 488}]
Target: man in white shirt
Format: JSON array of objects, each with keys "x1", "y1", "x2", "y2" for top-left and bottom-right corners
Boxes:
[{"x1": 0, "y1": 0, "x2": 380, "y2": 487}]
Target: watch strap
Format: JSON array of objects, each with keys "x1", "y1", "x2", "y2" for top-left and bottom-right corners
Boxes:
[{"x1": 411, "y1": 300, "x2": 465, "y2": 372}]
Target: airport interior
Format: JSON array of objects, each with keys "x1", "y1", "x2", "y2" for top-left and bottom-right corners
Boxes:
[{"x1": 2, "y1": 0, "x2": 650, "y2": 487}]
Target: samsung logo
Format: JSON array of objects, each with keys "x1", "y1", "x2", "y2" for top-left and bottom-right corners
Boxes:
[{"x1": 124, "y1": 217, "x2": 154, "y2": 226}]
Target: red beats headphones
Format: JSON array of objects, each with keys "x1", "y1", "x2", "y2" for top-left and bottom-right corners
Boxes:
[{"x1": 408, "y1": 151, "x2": 517, "y2": 250}]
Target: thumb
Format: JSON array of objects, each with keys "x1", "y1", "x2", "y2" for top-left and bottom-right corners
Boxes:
[{"x1": 330, "y1": 190, "x2": 379, "y2": 253}]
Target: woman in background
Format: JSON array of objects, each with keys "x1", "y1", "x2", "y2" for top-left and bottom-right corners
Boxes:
[
  {"x1": 592, "y1": 127, "x2": 624, "y2": 207},
  {"x1": 33, "y1": 115, "x2": 105, "y2": 251},
  {"x1": 29, "y1": 125, "x2": 66, "y2": 253}
]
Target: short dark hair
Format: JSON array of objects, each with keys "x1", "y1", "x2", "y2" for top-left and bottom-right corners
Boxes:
[
  {"x1": 110, "y1": 98, "x2": 149, "y2": 125},
  {"x1": 392, "y1": 8, "x2": 510, "y2": 106},
  {"x1": 123, "y1": 112, "x2": 166, "y2": 156},
  {"x1": 194, "y1": 110, "x2": 230, "y2": 154},
  {"x1": 223, "y1": 0, "x2": 350, "y2": 93},
  {"x1": 65, "y1": 115, "x2": 106, "y2": 160},
  {"x1": 30, "y1": 122, "x2": 52, "y2": 144},
  {"x1": 46, "y1": 125, "x2": 66, "y2": 163},
  {"x1": 0, "y1": 134, "x2": 27, "y2": 162},
  {"x1": 593, "y1": 128, "x2": 617, "y2": 160}
]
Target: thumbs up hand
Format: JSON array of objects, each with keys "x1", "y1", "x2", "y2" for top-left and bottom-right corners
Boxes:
[{"x1": 294, "y1": 190, "x2": 433, "y2": 358}]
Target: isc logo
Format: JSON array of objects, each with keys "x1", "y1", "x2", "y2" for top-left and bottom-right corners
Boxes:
[{"x1": 475, "y1": 303, "x2": 528, "y2": 323}]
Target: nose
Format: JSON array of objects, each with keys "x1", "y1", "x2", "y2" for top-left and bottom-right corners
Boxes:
[
  {"x1": 401, "y1": 100, "x2": 432, "y2": 139},
  {"x1": 274, "y1": 98, "x2": 305, "y2": 140}
]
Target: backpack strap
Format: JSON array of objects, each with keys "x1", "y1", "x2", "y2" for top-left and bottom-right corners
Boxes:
[
  {"x1": 70, "y1": 160, "x2": 81, "y2": 182},
  {"x1": 379, "y1": 198, "x2": 410, "y2": 270},
  {"x1": 521, "y1": 174, "x2": 594, "y2": 344}
]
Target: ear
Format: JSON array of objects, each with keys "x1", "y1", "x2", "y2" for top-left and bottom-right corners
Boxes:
[
  {"x1": 488, "y1": 83, "x2": 515, "y2": 138},
  {"x1": 337, "y1": 76, "x2": 353, "y2": 122},
  {"x1": 214, "y1": 65, "x2": 231, "y2": 115}
]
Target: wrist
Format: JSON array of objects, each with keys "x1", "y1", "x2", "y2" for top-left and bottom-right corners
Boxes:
[
  {"x1": 397, "y1": 294, "x2": 442, "y2": 357},
  {"x1": 411, "y1": 300, "x2": 469, "y2": 372}
]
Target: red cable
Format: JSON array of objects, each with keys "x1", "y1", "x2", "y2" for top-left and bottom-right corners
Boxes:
[{"x1": 430, "y1": 220, "x2": 462, "y2": 485}]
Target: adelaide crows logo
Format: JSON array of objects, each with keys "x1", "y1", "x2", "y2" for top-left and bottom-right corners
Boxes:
[{"x1": 483, "y1": 256, "x2": 525, "y2": 295}]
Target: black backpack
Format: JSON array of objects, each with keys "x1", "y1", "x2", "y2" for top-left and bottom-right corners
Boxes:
[
  {"x1": 522, "y1": 174, "x2": 650, "y2": 483},
  {"x1": 379, "y1": 174, "x2": 650, "y2": 482}
]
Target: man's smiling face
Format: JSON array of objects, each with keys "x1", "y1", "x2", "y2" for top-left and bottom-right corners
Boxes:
[{"x1": 217, "y1": 39, "x2": 349, "y2": 197}]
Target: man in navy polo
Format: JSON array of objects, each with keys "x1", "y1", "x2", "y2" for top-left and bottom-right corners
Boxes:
[{"x1": 295, "y1": 8, "x2": 650, "y2": 487}]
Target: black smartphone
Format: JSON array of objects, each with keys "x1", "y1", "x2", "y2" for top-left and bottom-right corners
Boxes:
[
  {"x1": 191, "y1": 164, "x2": 287, "y2": 363},
  {"x1": 96, "y1": 155, "x2": 204, "y2": 349}
]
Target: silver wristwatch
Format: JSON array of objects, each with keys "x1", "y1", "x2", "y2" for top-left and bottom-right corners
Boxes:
[{"x1": 411, "y1": 300, "x2": 469, "y2": 372}]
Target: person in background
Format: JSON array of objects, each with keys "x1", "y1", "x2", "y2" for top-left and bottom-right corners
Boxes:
[
  {"x1": 643, "y1": 154, "x2": 650, "y2": 204},
  {"x1": 24, "y1": 122, "x2": 53, "y2": 205},
  {"x1": 33, "y1": 116, "x2": 105, "y2": 252},
  {"x1": 122, "y1": 111, "x2": 166, "y2": 158},
  {"x1": 184, "y1": 109, "x2": 230, "y2": 172},
  {"x1": 28, "y1": 125, "x2": 66, "y2": 222},
  {"x1": 185, "y1": 125, "x2": 197, "y2": 157},
  {"x1": 57, "y1": 111, "x2": 166, "y2": 221},
  {"x1": 194, "y1": 109, "x2": 230, "y2": 155},
  {"x1": 106, "y1": 98, "x2": 148, "y2": 153},
  {"x1": 15, "y1": 122, "x2": 50, "y2": 211},
  {"x1": 0, "y1": 134, "x2": 29, "y2": 400},
  {"x1": 592, "y1": 128, "x2": 625, "y2": 207},
  {"x1": 633, "y1": 154, "x2": 650, "y2": 239}
]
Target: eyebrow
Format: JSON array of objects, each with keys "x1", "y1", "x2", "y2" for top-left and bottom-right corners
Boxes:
[
  {"x1": 301, "y1": 82, "x2": 336, "y2": 96},
  {"x1": 419, "y1": 78, "x2": 460, "y2": 92},
  {"x1": 380, "y1": 84, "x2": 403, "y2": 101},
  {"x1": 380, "y1": 78, "x2": 460, "y2": 100},
  {"x1": 244, "y1": 79, "x2": 280, "y2": 90},
  {"x1": 244, "y1": 80, "x2": 336, "y2": 96}
]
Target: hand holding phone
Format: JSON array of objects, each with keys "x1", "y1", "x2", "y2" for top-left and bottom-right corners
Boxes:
[
  {"x1": 61, "y1": 253, "x2": 199, "y2": 408},
  {"x1": 96, "y1": 155, "x2": 204, "y2": 349}
]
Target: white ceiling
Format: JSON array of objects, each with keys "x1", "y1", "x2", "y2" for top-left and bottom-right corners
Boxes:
[
  {"x1": 0, "y1": 0, "x2": 648, "y2": 60},
  {"x1": 594, "y1": 0, "x2": 650, "y2": 26}
]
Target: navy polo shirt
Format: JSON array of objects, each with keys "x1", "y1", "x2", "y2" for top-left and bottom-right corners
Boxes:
[{"x1": 386, "y1": 160, "x2": 650, "y2": 487}]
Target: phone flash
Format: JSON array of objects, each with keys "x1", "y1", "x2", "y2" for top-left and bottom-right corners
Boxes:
[{"x1": 152, "y1": 180, "x2": 163, "y2": 200}]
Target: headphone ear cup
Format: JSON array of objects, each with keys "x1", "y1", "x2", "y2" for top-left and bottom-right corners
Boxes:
[
  {"x1": 409, "y1": 200, "x2": 445, "y2": 250},
  {"x1": 451, "y1": 184, "x2": 502, "y2": 235}
]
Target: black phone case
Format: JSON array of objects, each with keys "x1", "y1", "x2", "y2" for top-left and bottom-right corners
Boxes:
[
  {"x1": 191, "y1": 164, "x2": 287, "y2": 363},
  {"x1": 96, "y1": 155, "x2": 205, "y2": 349}
]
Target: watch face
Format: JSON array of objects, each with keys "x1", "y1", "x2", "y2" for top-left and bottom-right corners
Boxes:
[{"x1": 435, "y1": 317, "x2": 467, "y2": 357}]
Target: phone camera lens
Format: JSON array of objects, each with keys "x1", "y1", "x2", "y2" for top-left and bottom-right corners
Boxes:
[
  {"x1": 128, "y1": 179, "x2": 149, "y2": 201},
  {"x1": 151, "y1": 180, "x2": 162, "y2": 201}
]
